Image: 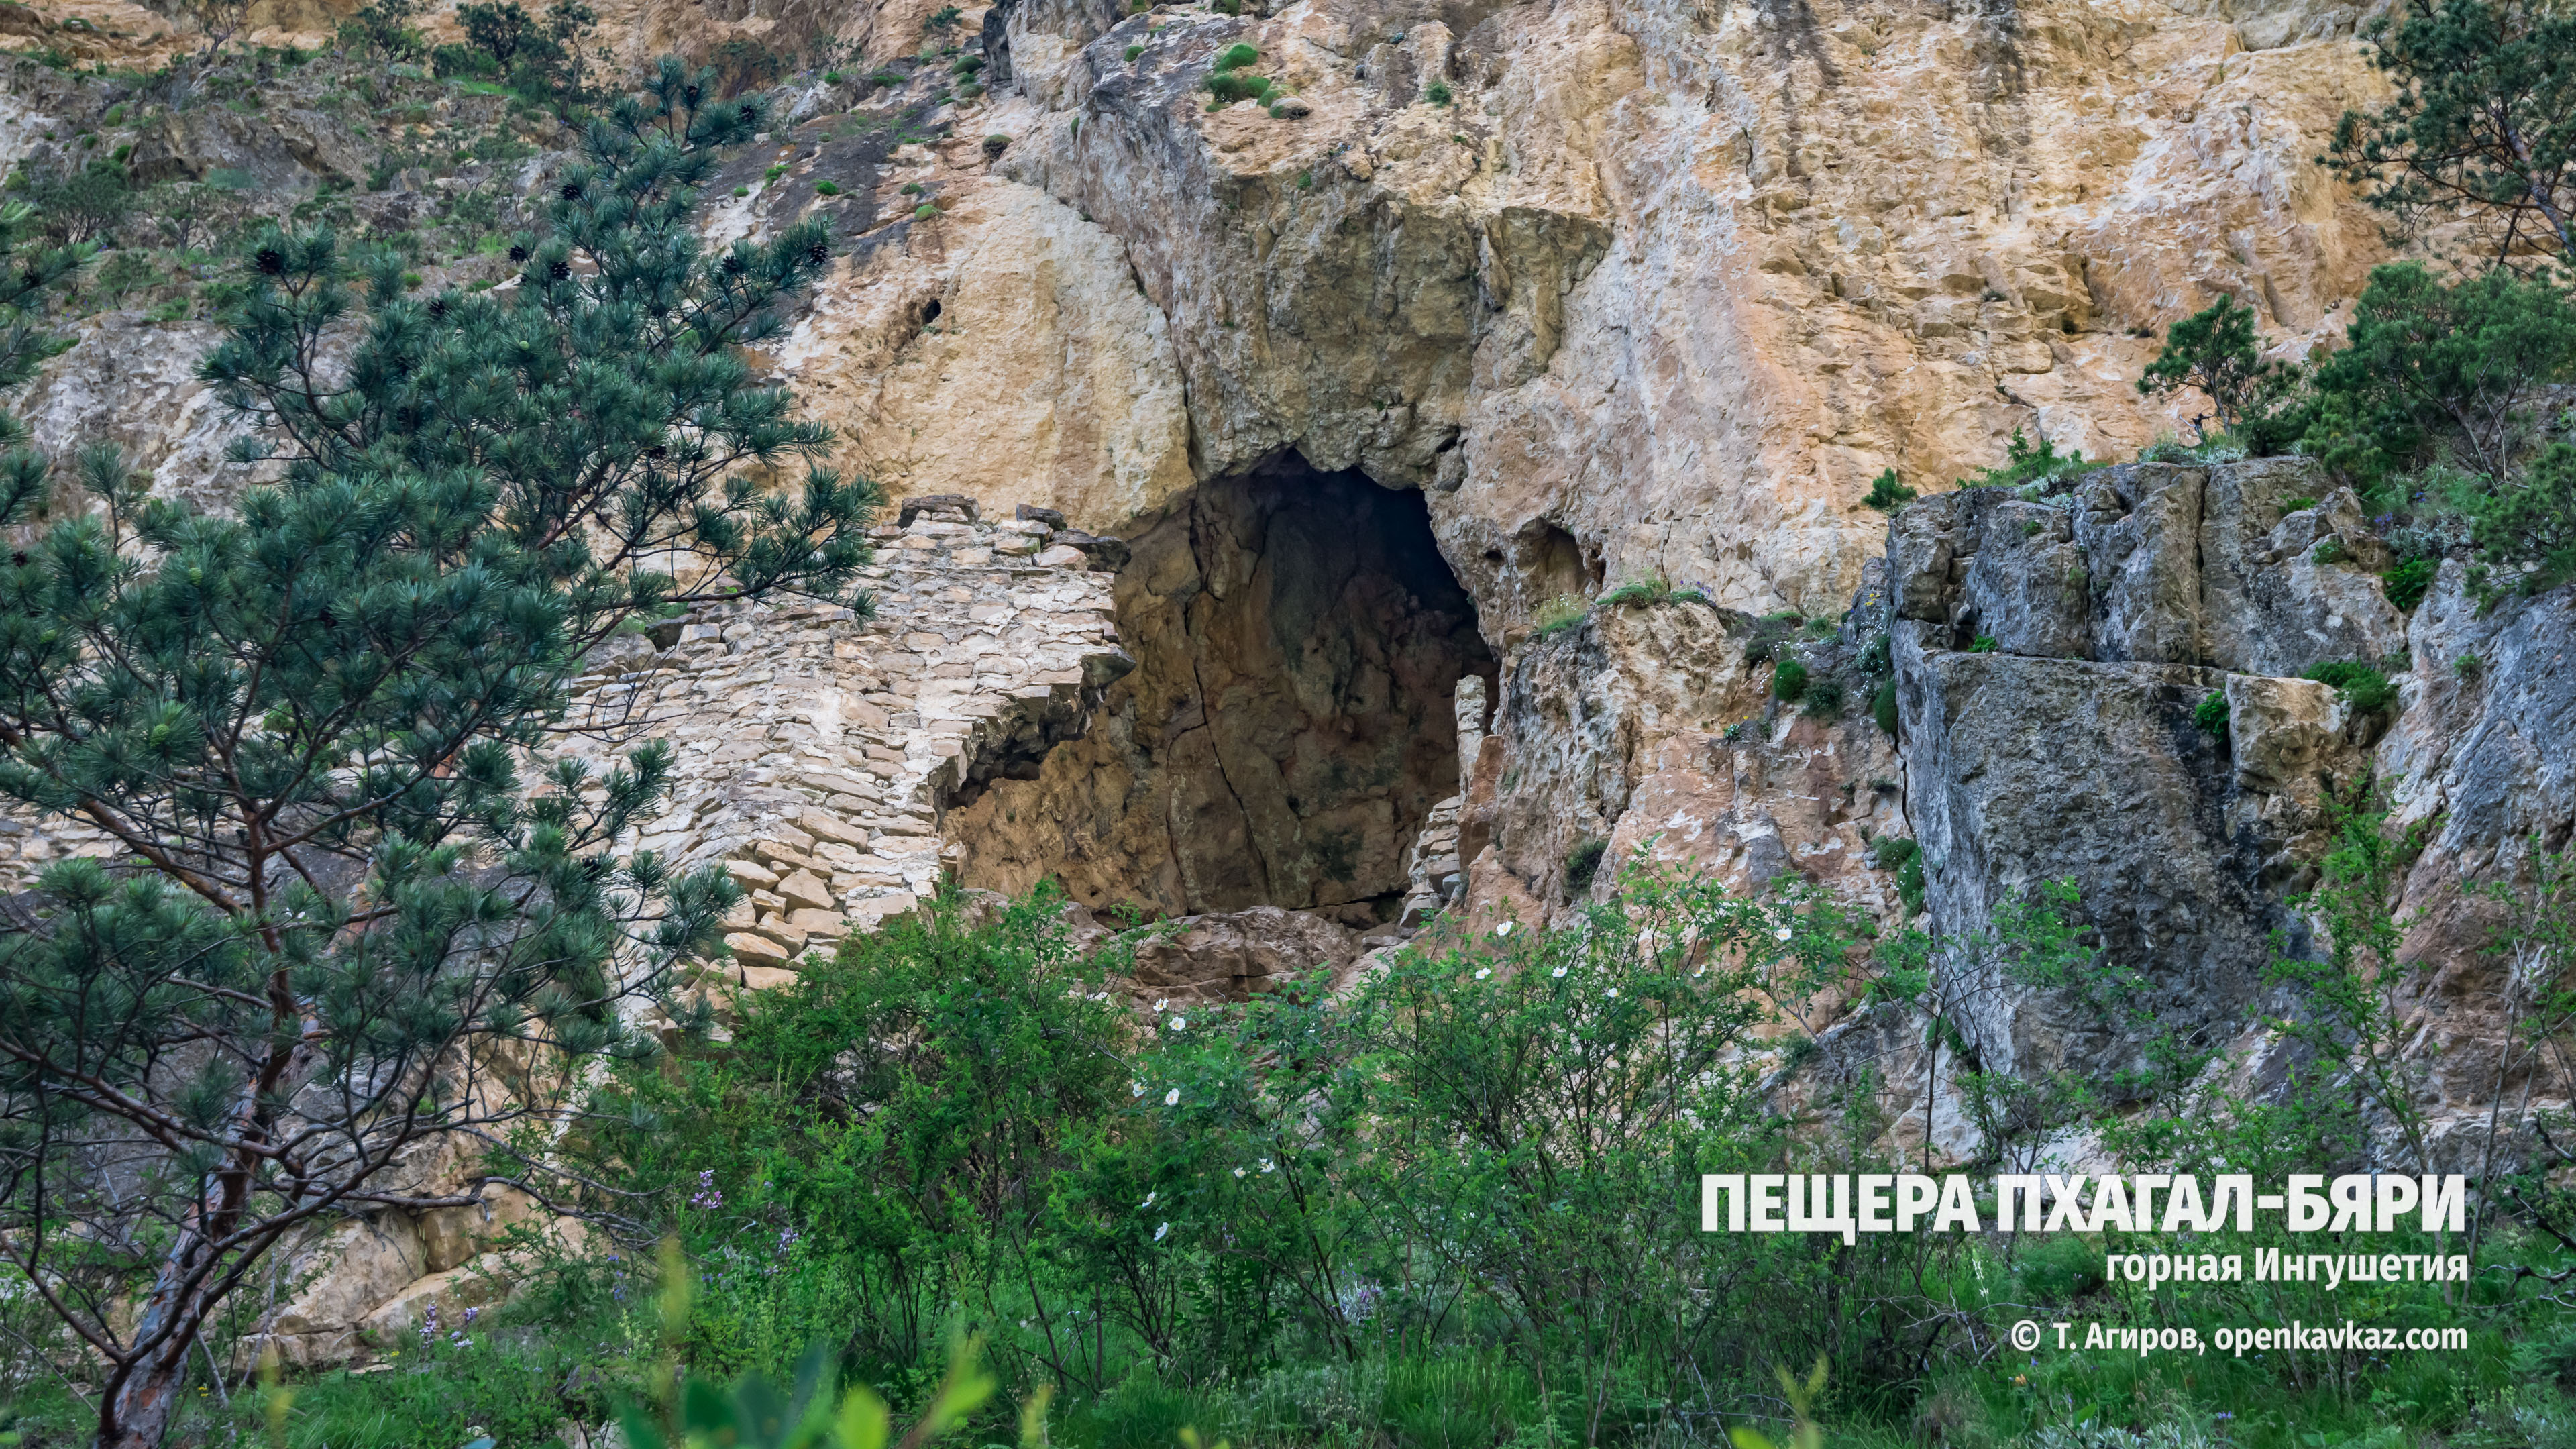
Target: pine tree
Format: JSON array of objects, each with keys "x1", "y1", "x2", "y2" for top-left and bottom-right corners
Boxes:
[
  {"x1": 0, "y1": 60, "x2": 875, "y2": 1449},
  {"x1": 2325, "y1": 0, "x2": 2576, "y2": 268}
]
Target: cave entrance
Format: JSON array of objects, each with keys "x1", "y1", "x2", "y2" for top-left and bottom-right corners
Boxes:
[{"x1": 947, "y1": 456, "x2": 1495, "y2": 924}]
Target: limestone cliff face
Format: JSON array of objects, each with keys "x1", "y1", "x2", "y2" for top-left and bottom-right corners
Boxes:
[{"x1": 947, "y1": 0, "x2": 2396, "y2": 626}]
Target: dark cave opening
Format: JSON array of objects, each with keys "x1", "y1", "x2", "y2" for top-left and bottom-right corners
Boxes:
[{"x1": 947, "y1": 455, "x2": 1495, "y2": 924}]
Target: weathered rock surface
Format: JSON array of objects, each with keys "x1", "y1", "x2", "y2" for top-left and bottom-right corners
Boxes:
[
  {"x1": 947, "y1": 462, "x2": 1492, "y2": 919},
  {"x1": 1128, "y1": 904, "x2": 1366, "y2": 1000},
  {"x1": 1876, "y1": 459, "x2": 2569, "y2": 1166}
]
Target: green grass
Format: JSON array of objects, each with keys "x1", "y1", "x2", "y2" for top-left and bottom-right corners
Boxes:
[{"x1": 1532, "y1": 593, "x2": 1587, "y2": 638}]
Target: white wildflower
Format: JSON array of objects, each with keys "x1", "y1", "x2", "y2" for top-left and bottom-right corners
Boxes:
[
  {"x1": 1155, "y1": 998, "x2": 1170, "y2": 1011},
  {"x1": 1551, "y1": 966, "x2": 1567, "y2": 978},
  {"x1": 1495, "y1": 922, "x2": 1514, "y2": 937},
  {"x1": 1142, "y1": 1191, "x2": 1157, "y2": 1208},
  {"x1": 1169, "y1": 1016, "x2": 1187, "y2": 1031},
  {"x1": 1775, "y1": 926, "x2": 1793, "y2": 942},
  {"x1": 1259, "y1": 1158, "x2": 1275, "y2": 1173},
  {"x1": 1605, "y1": 987, "x2": 1619, "y2": 998},
  {"x1": 1474, "y1": 967, "x2": 1491, "y2": 980},
  {"x1": 1234, "y1": 1167, "x2": 1246, "y2": 1178},
  {"x1": 1154, "y1": 1222, "x2": 1171, "y2": 1242},
  {"x1": 1131, "y1": 1079, "x2": 1145, "y2": 1097},
  {"x1": 1165, "y1": 1087, "x2": 1181, "y2": 1106}
]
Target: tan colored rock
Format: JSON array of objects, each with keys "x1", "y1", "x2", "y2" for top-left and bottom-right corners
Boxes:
[
  {"x1": 723, "y1": 857, "x2": 782, "y2": 890},
  {"x1": 776, "y1": 868, "x2": 835, "y2": 912},
  {"x1": 727, "y1": 932, "x2": 792, "y2": 969},
  {"x1": 786, "y1": 908, "x2": 848, "y2": 938},
  {"x1": 775, "y1": 182, "x2": 1194, "y2": 535}
]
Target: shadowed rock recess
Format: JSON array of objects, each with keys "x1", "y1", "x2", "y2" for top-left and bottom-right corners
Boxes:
[{"x1": 948, "y1": 458, "x2": 1494, "y2": 923}]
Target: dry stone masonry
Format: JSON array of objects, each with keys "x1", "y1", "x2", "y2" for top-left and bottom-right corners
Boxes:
[{"x1": 575, "y1": 498, "x2": 1130, "y2": 991}]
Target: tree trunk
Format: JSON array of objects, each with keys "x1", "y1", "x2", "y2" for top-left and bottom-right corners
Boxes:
[{"x1": 99, "y1": 1339, "x2": 191, "y2": 1449}]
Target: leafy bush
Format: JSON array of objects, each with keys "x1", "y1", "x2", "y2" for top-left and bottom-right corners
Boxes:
[
  {"x1": 1772, "y1": 655, "x2": 1809, "y2": 702},
  {"x1": 1424, "y1": 80, "x2": 1453, "y2": 105},
  {"x1": 561, "y1": 869, "x2": 1878, "y2": 1435},
  {"x1": 2193, "y1": 690, "x2": 2229, "y2": 737},
  {"x1": 1213, "y1": 42, "x2": 1258, "y2": 70},
  {"x1": 1872, "y1": 679, "x2": 1898, "y2": 737},
  {"x1": 2304, "y1": 659, "x2": 2400, "y2": 716},
  {"x1": 1871, "y1": 836, "x2": 1926, "y2": 916},
  {"x1": 1863, "y1": 466, "x2": 1916, "y2": 511},
  {"x1": 814, "y1": 179, "x2": 841, "y2": 195},
  {"x1": 2382, "y1": 554, "x2": 2438, "y2": 610},
  {"x1": 1969, "y1": 634, "x2": 1999, "y2": 653},
  {"x1": 1124, "y1": 43, "x2": 1143, "y2": 59}
]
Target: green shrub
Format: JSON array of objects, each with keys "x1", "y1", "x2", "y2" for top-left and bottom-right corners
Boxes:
[
  {"x1": 1956, "y1": 427, "x2": 2099, "y2": 492},
  {"x1": 2304, "y1": 659, "x2": 2400, "y2": 716},
  {"x1": 2469, "y1": 442, "x2": 2576, "y2": 598},
  {"x1": 1124, "y1": 43, "x2": 1144, "y2": 59},
  {"x1": 1969, "y1": 634, "x2": 1999, "y2": 653},
  {"x1": 2382, "y1": 555, "x2": 2437, "y2": 610},
  {"x1": 1872, "y1": 836, "x2": 1925, "y2": 916},
  {"x1": 2015, "y1": 1234, "x2": 2107, "y2": 1305},
  {"x1": 1801, "y1": 673, "x2": 1846, "y2": 718},
  {"x1": 1772, "y1": 656, "x2": 1809, "y2": 702},
  {"x1": 1204, "y1": 71, "x2": 1273, "y2": 105},
  {"x1": 1597, "y1": 578, "x2": 1662, "y2": 608},
  {"x1": 1862, "y1": 466, "x2": 1917, "y2": 511},
  {"x1": 1424, "y1": 80, "x2": 1452, "y2": 105},
  {"x1": 2193, "y1": 690, "x2": 2229, "y2": 737},
  {"x1": 1562, "y1": 837, "x2": 1609, "y2": 894},
  {"x1": 824, "y1": 68, "x2": 844, "y2": 83},
  {"x1": 2284, "y1": 495, "x2": 2318, "y2": 513},
  {"x1": 912, "y1": 202, "x2": 940, "y2": 220},
  {"x1": 1213, "y1": 42, "x2": 1259, "y2": 70},
  {"x1": 813, "y1": 179, "x2": 840, "y2": 195},
  {"x1": 1872, "y1": 680, "x2": 1898, "y2": 737},
  {"x1": 2456, "y1": 651, "x2": 2485, "y2": 679},
  {"x1": 2302, "y1": 263, "x2": 2576, "y2": 490}
]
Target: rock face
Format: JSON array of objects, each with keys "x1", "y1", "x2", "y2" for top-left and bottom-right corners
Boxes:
[
  {"x1": 1128, "y1": 904, "x2": 1366, "y2": 1000},
  {"x1": 1880, "y1": 458, "x2": 2571, "y2": 1165}
]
